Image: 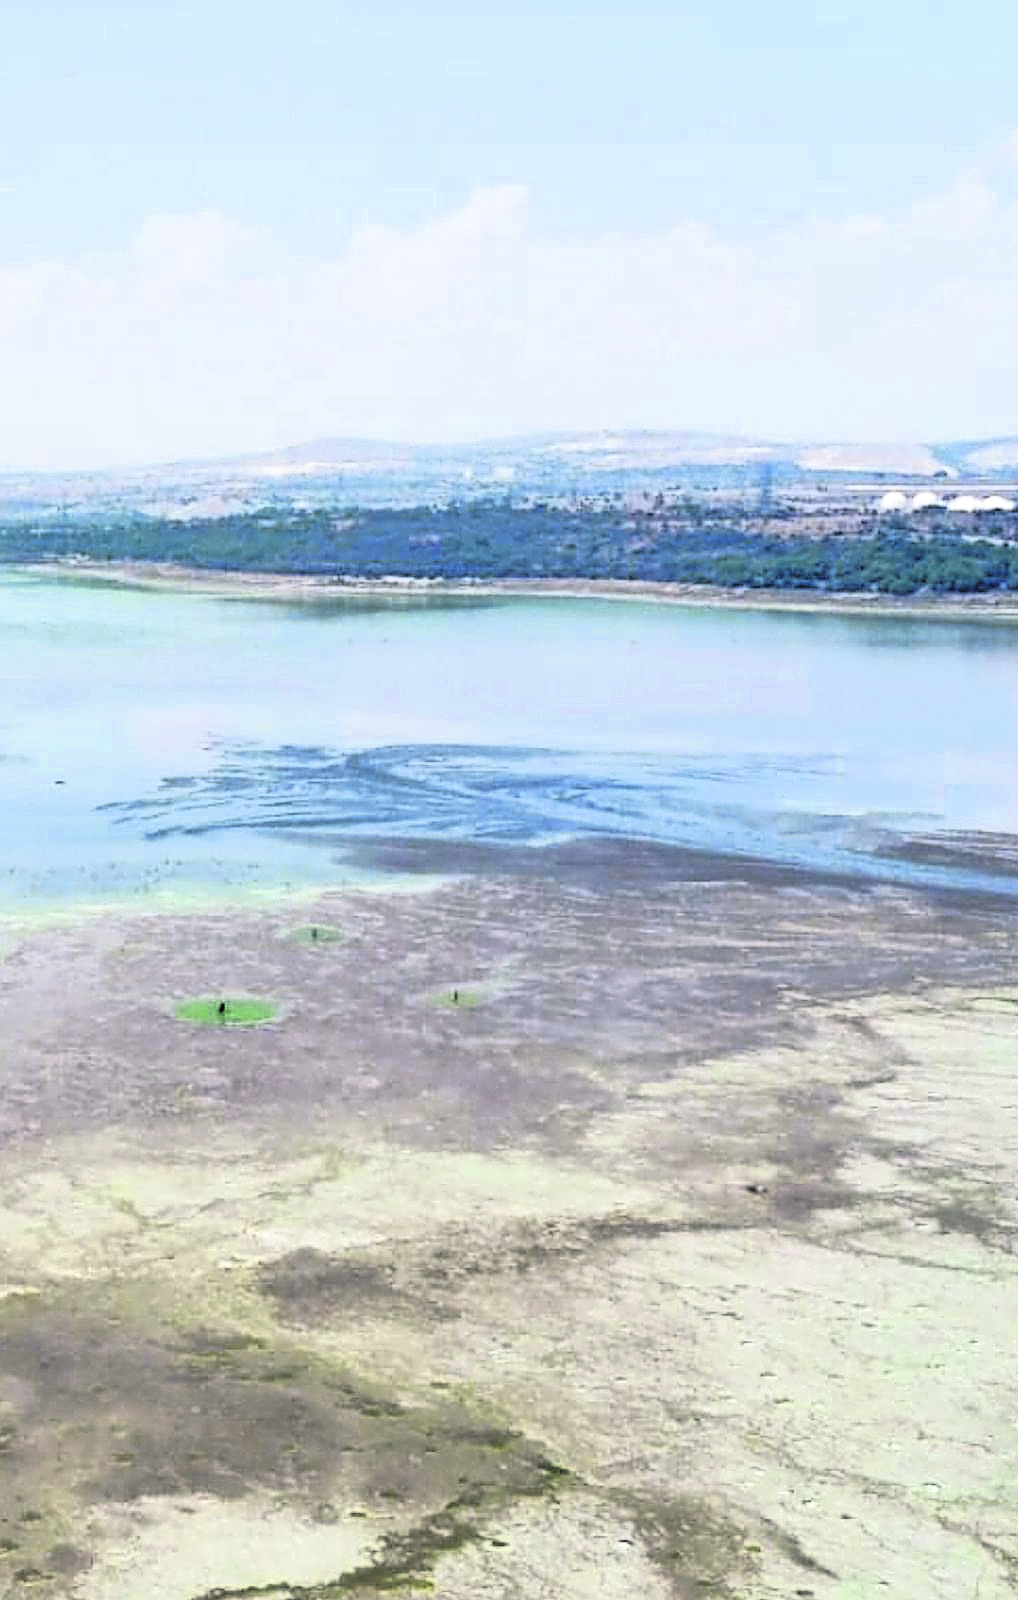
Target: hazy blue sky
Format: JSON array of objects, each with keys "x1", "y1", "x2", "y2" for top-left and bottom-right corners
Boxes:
[{"x1": 2, "y1": 0, "x2": 1018, "y2": 467}]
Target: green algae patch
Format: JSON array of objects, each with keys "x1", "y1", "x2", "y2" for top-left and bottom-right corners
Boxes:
[
  {"x1": 175, "y1": 997, "x2": 279, "y2": 1027},
  {"x1": 283, "y1": 924, "x2": 345, "y2": 948},
  {"x1": 430, "y1": 986, "x2": 487, "y2": 1011}
]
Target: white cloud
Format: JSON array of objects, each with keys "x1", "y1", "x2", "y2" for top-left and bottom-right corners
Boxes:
[{"x1": 2, "y1": 144, "x2": 1018, "y2": 469}]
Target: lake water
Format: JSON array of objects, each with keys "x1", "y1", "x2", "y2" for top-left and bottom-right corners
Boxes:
[{"x1": 4, "y1": 569, "x2": 1018, "y2": 909}]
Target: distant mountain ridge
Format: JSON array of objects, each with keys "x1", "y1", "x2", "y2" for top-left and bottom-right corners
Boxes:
[
  {"x1": 236, "y1": 430, "x2": 1017, "y2": 481},
  {"x1": 5, "y1": 429, "x2": 1018, "y2": 484},
  {"x1": 3, "y1": 429, "x2": 1018, "y2": 522}
]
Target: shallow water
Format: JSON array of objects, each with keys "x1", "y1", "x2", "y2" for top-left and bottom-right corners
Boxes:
[{"x1": 4, "y1": 570, "x2": 1018, "y2": 907}]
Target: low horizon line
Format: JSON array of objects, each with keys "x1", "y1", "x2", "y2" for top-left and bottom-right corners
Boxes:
[{"x1": 2, "y1": 426, "x2": 1018, "y2": 481}]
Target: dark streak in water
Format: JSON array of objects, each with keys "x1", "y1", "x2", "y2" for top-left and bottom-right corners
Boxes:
[{"x1": 96, "y1": 740, "x2": 1018, "y2": 901}]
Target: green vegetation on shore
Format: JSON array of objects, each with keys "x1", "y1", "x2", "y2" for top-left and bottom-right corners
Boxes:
[{"x1": 5, "y1": 500, "x2": 1018, "y2": 594}]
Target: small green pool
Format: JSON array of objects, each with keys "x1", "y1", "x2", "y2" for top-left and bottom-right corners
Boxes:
[
  {"x1": 174, "y1": 997, "x2": 279, "y2": 1027},
  {"x1": 431, "y1": 986, "x2": 486, "y2": 1010},
  {"x1": 283, "y1": 924, "x2": 345, "y2": 947}
]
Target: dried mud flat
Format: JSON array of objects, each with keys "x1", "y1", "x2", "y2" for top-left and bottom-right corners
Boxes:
[{"x1": 1, "y1": 842, "x2": 1017, "y2": 1600}]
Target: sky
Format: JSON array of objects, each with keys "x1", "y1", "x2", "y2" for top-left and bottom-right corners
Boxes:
[{"x1": 2, "y1": 0, "x2": 1018, "y2": 469}]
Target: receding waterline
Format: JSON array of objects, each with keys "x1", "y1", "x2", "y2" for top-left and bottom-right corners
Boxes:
[{"x1": 4, "y1": 573, "x2": 1018, "y2": 908}]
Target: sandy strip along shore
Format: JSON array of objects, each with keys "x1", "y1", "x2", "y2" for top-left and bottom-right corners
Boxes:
[
  {"x1": 16, "y1": 558, "x2": 1018, "y2": 622},
  {"x1": 1, "y1": 840, "x2": 1017, "y2": 1599}
]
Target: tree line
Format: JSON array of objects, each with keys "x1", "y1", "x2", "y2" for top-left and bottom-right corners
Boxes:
[{"x1": 4, "y1": 502, "x2": 1018, "y2": 595}]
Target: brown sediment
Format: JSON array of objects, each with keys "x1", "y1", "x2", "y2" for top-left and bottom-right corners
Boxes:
[
  {"x1": 871, "y1": 828, "x2": 1018, "y2": 876},
  {"x1": 1, "y1": 858, "x2": 1017, "y2": 1598}
]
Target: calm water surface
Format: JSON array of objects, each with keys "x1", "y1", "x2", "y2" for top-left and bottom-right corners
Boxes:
[{"x1": 4, "y1": 571, "x2": 1018, "y2": 907}]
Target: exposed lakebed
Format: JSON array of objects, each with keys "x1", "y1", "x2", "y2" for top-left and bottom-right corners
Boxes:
[{"x1": 3, "y1": 567, "x2": 1018, "y2": 1599}]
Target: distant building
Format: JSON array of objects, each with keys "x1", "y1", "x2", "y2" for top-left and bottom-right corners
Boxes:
[
  {"x1": 877, "y1": 488, "x2": 1015, "y2": 516},
  {"x1": 945, "y1": 494, "x2": 1018, "y2": 513}
]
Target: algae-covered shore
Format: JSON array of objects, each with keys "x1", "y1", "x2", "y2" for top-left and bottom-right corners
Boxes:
[{"x1": 1, "y1": 842, "x2": 1017, "y2": 1599}]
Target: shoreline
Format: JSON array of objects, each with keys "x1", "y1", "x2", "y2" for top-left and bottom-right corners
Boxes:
[
  {"x1": 0, "y1": 865, "x2": 455, "y2": 944},
  {"x1": 4, "y1": 828, "x2": 1018, "y2": 943},
  {"x1": 14, "y1": 557, "x2": 1018, "y2": 621}
]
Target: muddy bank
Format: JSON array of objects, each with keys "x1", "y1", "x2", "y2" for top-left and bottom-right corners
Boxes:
[
  {"x1": 2, "y1": 853, "x2": 1015, "y2": 1151},
  {"x1": 1, "y1": 866, "x2": 1017, "y2": 1598}
]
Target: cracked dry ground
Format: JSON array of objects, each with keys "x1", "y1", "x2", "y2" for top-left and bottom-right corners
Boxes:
[{"x1": 0, "y1": 842, "x2": 1017, "y2": 1599}]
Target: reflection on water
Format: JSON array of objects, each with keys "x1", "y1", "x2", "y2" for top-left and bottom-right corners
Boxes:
[{"x1": 4, "y1": 571, "x2": 1018, "y2": 906}]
